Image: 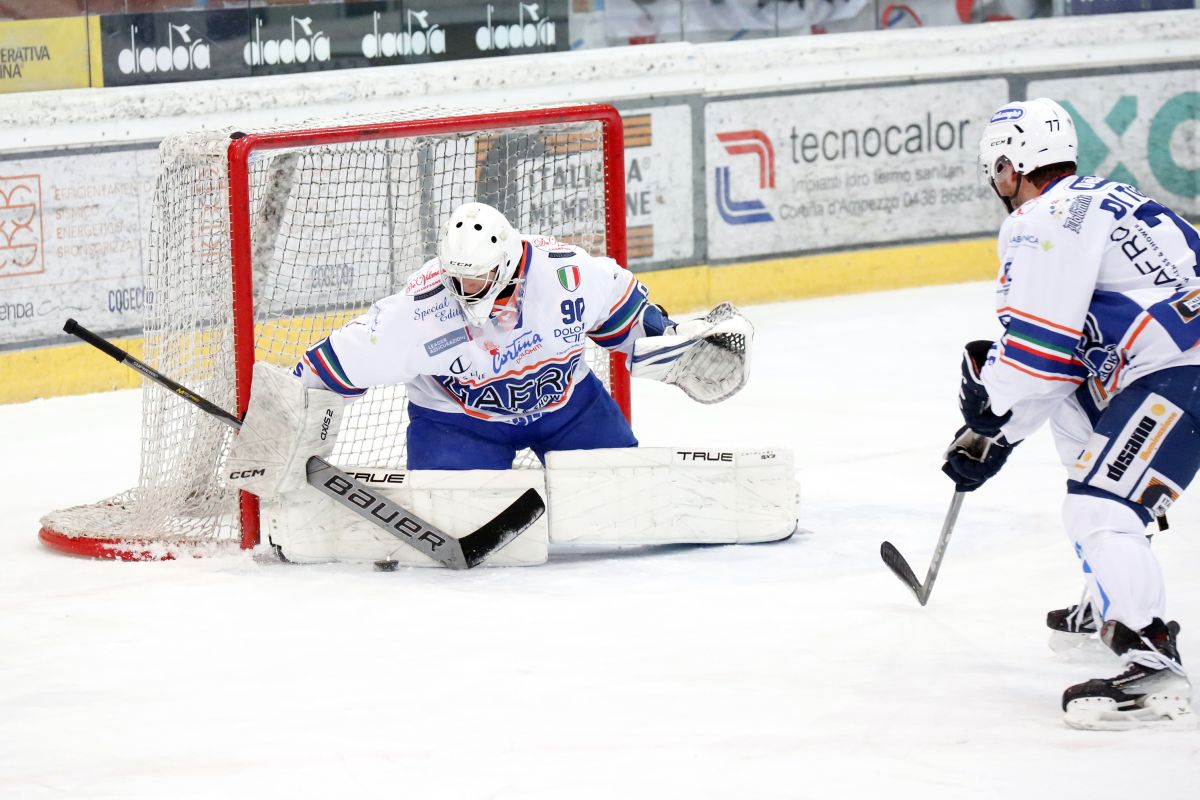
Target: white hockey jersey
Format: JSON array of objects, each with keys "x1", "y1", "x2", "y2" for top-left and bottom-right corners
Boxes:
[
  {"x1": 297, "y1": 236, "x2": 654, "y2": 422},
  {"x1": 983, "y1": 176, "x2": 1200, "y2": 442}
]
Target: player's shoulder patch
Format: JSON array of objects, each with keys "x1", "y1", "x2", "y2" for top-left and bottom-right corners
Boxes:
[
  {"x1": 404, "y1": 260, "x2": 444, "y2": 298},
  {"x1": 555, "y1": 264, "x2": 582, "y2": 292},
  {"x1": 527, "y1": 234, "x2": 579, "y2": 257}
]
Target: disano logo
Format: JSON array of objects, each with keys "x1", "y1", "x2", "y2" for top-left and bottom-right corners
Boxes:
[
  {"x1": 714, "y1": 130, "x2": 775, "y2": 225},
  {"x1": 476, "y1": 3, "x2": 555, "y2": 52},
  {"x1": 362, "y1": 9, "x2": 446, "y2": 58}
]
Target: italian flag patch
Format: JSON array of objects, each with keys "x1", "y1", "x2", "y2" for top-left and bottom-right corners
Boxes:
[{"x1": 557, "y1": 265, "x2": 581, "y2": 292}]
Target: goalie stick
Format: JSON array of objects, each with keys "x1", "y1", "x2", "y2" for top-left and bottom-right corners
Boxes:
[
  {"x1": 879, "y1": 491, "x2": 965, "y2": 606},
  {"x1": 62, "y1": 318, "x2": 542, "y2": 569}
]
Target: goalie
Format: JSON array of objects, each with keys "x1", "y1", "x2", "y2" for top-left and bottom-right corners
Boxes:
[
  {"x1": 295, "y1": 201, "x2": 749, "y2": 468},
  {"x1": 225, "y1": 202, "x2": 793, "y2": 565}
]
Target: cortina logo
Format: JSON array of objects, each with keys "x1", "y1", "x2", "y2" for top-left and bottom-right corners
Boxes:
[
  {"x1": 245, "y1": 16, "x2": 330, "y2": 66},
  {"x1": 476, "y1": 3, "x2": 555, "y2": 51},
  {"x1": 714, "y1": 130, "x2": 774, "y2": 225},
  {"x1": 362, "y1": 9, "x2": 446, "y2": 58},
  {"x1": 119, "y1": 23, "x2": 209, "y2": 74}
]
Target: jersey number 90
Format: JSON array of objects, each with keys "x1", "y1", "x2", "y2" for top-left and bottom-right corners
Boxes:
[{"x1": 561, "y1": 298, "x2": 586, "y2": 325}]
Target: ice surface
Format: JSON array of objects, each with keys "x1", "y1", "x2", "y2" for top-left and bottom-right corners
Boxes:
[{"x1": 3, "y1": 282, "x2": 1198, "y2": 798}]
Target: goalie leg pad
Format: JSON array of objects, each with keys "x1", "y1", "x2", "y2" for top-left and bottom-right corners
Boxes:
[
  {"x1": 545, "y1": 447, "x2": 798, "y2": 545},
  {"x1": 262, "y1": 469, "x2": 548, "y2": 567},
  {"x1": 225, "y1": 362, "x2": 345, "y2": 497}
]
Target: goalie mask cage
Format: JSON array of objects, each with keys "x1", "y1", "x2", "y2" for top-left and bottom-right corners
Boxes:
[{"x1": 39, "y1": 103, "x2": 628, "y2": 561}]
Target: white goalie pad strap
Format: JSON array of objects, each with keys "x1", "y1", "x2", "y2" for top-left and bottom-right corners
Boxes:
[
  {"x1": 630, "y1": 302, "x2": 753, "y2": 404},
  {"x1": 225, "y1": 362, "x2": 345, "y2": 497},
  {"x1": 545, "y1": 447, "x2": 798, "y2": 545},
  {"x1": 261, "y1": 469, "x2": 548, "y2": 567}
]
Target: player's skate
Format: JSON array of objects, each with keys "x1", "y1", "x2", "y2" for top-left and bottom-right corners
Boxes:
[
  {"x1": 1046, "y1": 598, "x2": 1107, "y2": 659},
  {"x1": 1062, "y1": 618, "x2": 1196, "y2": 731}
]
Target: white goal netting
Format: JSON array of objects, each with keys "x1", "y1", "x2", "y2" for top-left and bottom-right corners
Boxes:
[{"x1": 40, "y1": 105, "x2": 625, "y2": 559}]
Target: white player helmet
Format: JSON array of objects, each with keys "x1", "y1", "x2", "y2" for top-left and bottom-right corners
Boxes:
[
  {"x1": 437, "y1": 202, "x2": 525, "y2": 326},
  {"x1": 978, "y1": 98, "x2": 1077, "y2": 180}
]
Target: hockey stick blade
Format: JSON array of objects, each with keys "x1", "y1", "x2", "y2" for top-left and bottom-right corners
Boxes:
[
  {"x1": 306, "y1": 458, "x2": 543, "y2": 570},
  {"x1": 879, "y1": 491, "x2": 965, "y2": 607},
  {"x1": 460, "y1": 488, "x2": 546, "y2": 568},
  {"x1": 64, "y1": 317, "x2": 537, "y2": 570},
  {"x1": 879, "y1": 541, "x2": 927, "y2": 605}
]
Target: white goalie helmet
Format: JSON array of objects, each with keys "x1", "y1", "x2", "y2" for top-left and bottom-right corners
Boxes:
[
  {"x1": 437, "y1": 202, "x2": 525, "y2": 327},
  {"x1": 978, "y1": 98, "x2": 1077, "y2": 180}
]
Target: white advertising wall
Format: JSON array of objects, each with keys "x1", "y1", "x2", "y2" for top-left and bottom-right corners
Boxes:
[
  {"x1": 0, "y1": 147, "x2": 157, "y2": 347},
  {"x1": 704, "y1": 80, "x2": 1010, "y2": 260},
  {"x1": 623, "y1": 104, "x2": 695, "y2": 263},
  {"x1": 1029, "y1": 69, "x2": 1200, "y2": 216}
]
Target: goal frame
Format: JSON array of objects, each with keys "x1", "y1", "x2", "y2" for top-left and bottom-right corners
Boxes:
[{"x1": 42, "y1": 103, "x2": 629, "y2": 559}]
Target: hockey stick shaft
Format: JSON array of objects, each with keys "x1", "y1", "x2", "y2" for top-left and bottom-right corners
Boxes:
[
  {"x1": 64, "y1": 318, "x2": 243, "y2": 430},
  {"x1": 880, "y1": 490, "x2": 965, "y2": 606},
  {"x1": 63, "y1": 319, "x2": 540, "y2": 569},
  {"x1": 918, "y1": 490, "x2": 964, "y2": 601}
]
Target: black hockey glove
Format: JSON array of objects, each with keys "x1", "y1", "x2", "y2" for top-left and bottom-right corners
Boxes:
[
  {"x1": 958, "y1": 339, "x2": 1011, "y2": 437},
  {"x1": 941, "y1": 426, "x2": 1018, "y2": 493}
]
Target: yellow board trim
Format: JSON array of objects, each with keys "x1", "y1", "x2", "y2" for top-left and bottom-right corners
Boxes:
[
  {"x1": 87, "y1": 15, "x2": 103, "y2": 88},
  {"x1": 0, "y1": 238, "x2": 995, "y2": 404}
]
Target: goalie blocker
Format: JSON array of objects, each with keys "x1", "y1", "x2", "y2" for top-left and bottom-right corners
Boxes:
[{"x1": 265, "y1": 447, "x2": 798, "y2": 566}]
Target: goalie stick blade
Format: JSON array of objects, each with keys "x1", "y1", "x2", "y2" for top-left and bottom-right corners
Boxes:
[
  {"x1": 880, "y1": 541, "x2": 927, "y2": 606},
  {"x1": 459, "y1": 488, "x2": 546, "y2": 569},
  {"x1": 305, "y1": 457, "x2": 543, "y2": 570},
  {"x1": 305, "y1": 457, "x2": 472, "y2": 569}
]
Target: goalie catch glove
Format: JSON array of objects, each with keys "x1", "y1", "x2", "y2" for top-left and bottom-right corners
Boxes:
[
  {"x1": 629, "y1": 301, "x2": 753, "y2": 404},
  {"x1": 224, "y1": 362, "x2": 345, "y2": 498}
]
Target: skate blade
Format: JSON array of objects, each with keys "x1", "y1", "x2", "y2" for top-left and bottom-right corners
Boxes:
[
  {"x1": 1064, "y1": 694, "x2": 1198, "y2": 731},
  {"x1": 1048, "y1": 630, "x2": 1113, "y2": 662}
]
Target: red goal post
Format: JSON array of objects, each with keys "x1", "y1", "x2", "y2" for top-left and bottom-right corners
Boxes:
[{"x1": 39, "y1": 103, "x2": 629, "y2": 560}]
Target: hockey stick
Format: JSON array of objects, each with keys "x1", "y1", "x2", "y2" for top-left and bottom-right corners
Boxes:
[
  {"x1": 63, "y1": 319, "x2": 542, "y2": 569},
  {"x1": 879, "y1": 491, "x2": 965, "y2": 606}
]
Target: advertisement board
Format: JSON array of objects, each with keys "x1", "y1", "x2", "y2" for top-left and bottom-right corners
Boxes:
[
  {"x1": 1029, "y1": 70, "x2": 1199, "y2": 215},
  {"x1": 705, "y1": 80, "x2": 1010, "y2": 260},
  {"x1": 0, "y1": 148, "x2": 158, "y2": 348},
  {"x1": 94, "y1": 0, "x2": 568, "y2": 87},
  {"x1": 622, "y1": 105, "x2": 694, "y2": 267},
  {"x1": 0, "y1": 17, "x2": 91, "y2": 94}
]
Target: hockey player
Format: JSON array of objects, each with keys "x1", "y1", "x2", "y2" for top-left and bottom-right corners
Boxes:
[
  {"x1": 227, "y1": 200, "x2": 752, "y2": 475},
  {"x1": 943, "y1": 97, "x2": 1199, "y2": 730}
]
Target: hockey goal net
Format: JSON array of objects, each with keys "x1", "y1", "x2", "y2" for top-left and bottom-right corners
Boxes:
[{"x1": 40, "y1": 104, "x2": 628, "y2": 560}]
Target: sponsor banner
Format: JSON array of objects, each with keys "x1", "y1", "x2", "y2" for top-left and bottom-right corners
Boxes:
[
  {"x1": 1029, "y1": 70, "x2": 1200, "y2": 215},
  {"x1": 1064, "y1": 0, "x2": 1194, "y2": 13},
  {"x1": 0, "y1": 148, "x2": 158, "y2": 347},
  {"x1": 622, "y1": 106, "x2": 694, "y2": 266},
  {"x1": 705, "y1": 80, "x2": 1008, "y2": 260},
  {"x1": 0, "y1": 17, "x2": 91, "y2": 93},
  {"x1": 96, "y1": 9, "x2": 249, "y2": 86},
  {"x1": 95, "y1": 0, "x2": 567, "y2": 86}
]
